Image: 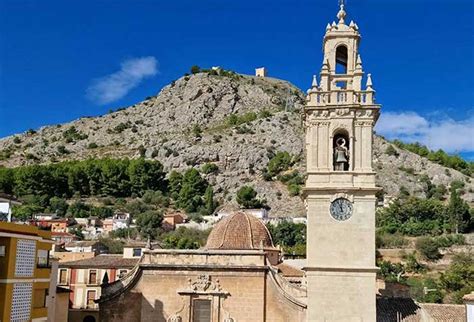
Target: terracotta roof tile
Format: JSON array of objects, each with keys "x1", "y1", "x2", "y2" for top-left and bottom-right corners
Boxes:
[
  {"x1": 59, "y1": 254, "x2": 138, "y2": 269},
  {"x1": 419, "y1": 303, "x2": 466, "y2": 322},
  {"x1": 376, "y1": 298, "x2": 466, "y2": 322},
  {"x1": 205, "y1": 212, "x2": 274, "y2": 250}
]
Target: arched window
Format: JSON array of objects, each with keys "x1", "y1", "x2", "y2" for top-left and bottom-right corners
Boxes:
[
  {"x1": 335, "y1": 45, "x2": 348, "y2": 74},
  {"x1": 333, "y1": 131, "x2": 350, "y2": 171}
]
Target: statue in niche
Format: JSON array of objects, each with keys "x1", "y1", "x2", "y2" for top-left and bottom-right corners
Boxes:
[{"x1": 334, "y1": 137, "x2": 349, "y2": 171}]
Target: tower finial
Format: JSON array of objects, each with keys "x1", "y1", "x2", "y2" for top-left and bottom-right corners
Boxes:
[{"x1": 337, "y1": 0, "x2": 347, "y2": 24}]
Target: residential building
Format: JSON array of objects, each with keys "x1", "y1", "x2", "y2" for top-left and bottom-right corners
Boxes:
[
  {"x1": 52, "y1": 231, "x2": 78, "y2": 245},
  {"x1": 58, "y1": 251, "x2": 139, "y2": 322},
  {"x1": 162, "y1": 212, "x2": 187, "y2": 230},
  {"x1": 30, "y1": 218, "x2": 70, "y2": 233},
  {"x1": 65, "y1": 241, "x2": 107, "y2": 254},
  {"x1": 0, "y1": 222, "x2": 54, "y2": 322}
]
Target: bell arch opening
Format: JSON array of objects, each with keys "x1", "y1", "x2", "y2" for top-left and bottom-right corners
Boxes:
[
  {"x1": 335, "y1": 45, "x2": 348, "y2": 74},
  {"x1": 333, "y1": 131, "x2": 350, "y2": 171}
]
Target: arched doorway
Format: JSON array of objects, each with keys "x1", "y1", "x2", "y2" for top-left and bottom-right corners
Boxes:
[{"x1": 83, "y1": 315, "x2": 96, "y2": 322}]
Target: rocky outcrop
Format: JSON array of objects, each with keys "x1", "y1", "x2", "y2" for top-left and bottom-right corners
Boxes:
[{"x1": 0, "y1": 72, "x2": 472, "y2": 216}]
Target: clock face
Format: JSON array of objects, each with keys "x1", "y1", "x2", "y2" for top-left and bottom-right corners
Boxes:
[{"x1": 330, "y1": 198, "x2": 353, "y2": 221}]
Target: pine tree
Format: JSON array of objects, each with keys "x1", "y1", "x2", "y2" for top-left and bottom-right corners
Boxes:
[
  {"x1": 446, "y1": 188, "x2": 471, "y2": 233},
  {"x1": 203, "y1": 186, "x2": 216, "y2": 215}
]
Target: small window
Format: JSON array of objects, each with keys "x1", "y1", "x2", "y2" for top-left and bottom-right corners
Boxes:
[
  {"x1": 193, "y1": 299, "x2": 211, "y2": 322},
  {"x1": 0, "y1": 245, "x2": 5, "y2": 257},
  {"x1": 132, "y1": 248, "x2": 142, "y2": 257},
  {"x1": 86, "y1": 290, "x2": 96, "y2": 308},
  {"x1": 59, "y1": 269, "x2": 68, "y2": 285},
  {"x1": 88, "y1": 270, "x2": 97, "y2": 285},
  {"x1": 37, "y1": 249, "x2": 50, "y2": 268}
]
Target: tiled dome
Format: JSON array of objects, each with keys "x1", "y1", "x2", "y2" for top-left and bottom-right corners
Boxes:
[{"x1": 205, "y1": 212, "x2": 274, "y2": 250}]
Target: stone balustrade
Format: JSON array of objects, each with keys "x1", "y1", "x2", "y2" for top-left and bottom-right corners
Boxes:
[{"x1": 307, "y1": 89, "x2": 375, "y2": 106}]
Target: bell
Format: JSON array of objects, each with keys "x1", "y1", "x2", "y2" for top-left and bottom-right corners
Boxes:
[{"x1": 335, "y1": 150, "x2": 347, "y2": 163}]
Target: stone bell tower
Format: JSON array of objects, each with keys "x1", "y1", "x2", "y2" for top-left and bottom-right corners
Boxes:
[{"x1": 303, "y1": 3, "x2": 380, "y2": 322}]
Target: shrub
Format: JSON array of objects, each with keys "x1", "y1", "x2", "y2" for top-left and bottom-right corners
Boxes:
[
  {"x1": 267, "y1": 151, "x2": 293, "y2": 177},
  {"x1": 13, "y1": 137, "x2": 21, "y2": 144},
  {"x1": 113, "y1": 122, "x2": 130, "y2": 133},
  {"x1": 416, "y1": 237, "x2": 442, "y2": 260},
  {"x1": 377, "y1": 260, "x2": 406, "y2": 283},
  {"x1": 226, "y1": 112, "x2": 257, "y2": 126},
  {"x1": 236, "y1": 186, "x2": 266, "y2": 209},
  {"x1": 63, "y1": 126, "x2": 87, "y2": 142},
  {"x1": 259, "y1": 110, "x2": 272, "y2": 118},
  {"x1": 376, "y1": 232, "x2": 408, "y2": 248},
  {"x1": 201, "y1": 163, "x2": 218, "y2": 174},
  {"x1": 57, "y1": 145, "x2": 70, "y2": 155},
  {"x1": 87, "y1": 142, "x2": 98, "y2": 149},
  {"x1": 190, "y1": 65, "x2": 201, "y2": 74},
  {"x1": 385, "y1": 145, "x2": 399, "y2": 157},
  {"x1": 192, "y1": 124, "x2": 202, "y2": 138}
]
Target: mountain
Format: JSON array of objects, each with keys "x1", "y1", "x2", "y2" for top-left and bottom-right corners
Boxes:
[{"x1": 0, "y1": 71, "x2": 472, "y2": 216}]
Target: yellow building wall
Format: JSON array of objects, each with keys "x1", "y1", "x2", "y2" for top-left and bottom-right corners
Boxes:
[{"x1": 0, "y1": 222, "x2": 53, "y2": 322}]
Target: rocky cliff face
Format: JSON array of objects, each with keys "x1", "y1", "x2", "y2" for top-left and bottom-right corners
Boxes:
[{"x1": 0, "y1": 72, "x2": 472, "y2": 215}]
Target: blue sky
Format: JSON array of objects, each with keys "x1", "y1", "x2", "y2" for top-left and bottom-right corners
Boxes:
[{"x1": 1, "y1": 0, "x2": 473, "y2": 158}]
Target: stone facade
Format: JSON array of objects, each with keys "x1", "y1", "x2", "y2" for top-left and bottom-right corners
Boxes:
[{"x1": 98, "y1": 250, "x2": 306, "y2": 322}]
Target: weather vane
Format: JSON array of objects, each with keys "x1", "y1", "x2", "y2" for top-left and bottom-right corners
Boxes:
[{"x1": 339, "y1": 0, "x2": 346, "y2": 6}]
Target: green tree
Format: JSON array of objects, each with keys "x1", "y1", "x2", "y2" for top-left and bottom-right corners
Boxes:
[
  {"x1": 439, "y1": 252, "x2": 474, "y2": 303},
  {"x1": 98, "y1": 237, "x2": 124, "y2": 254},
  {"x1": 415, "y1": 237, "x2": 442, "y2": 261},
  {"x1": 48, "y1": 197, "x2": 69, "y2": 217},
  {"x1": 141, "y1": 190, "x2": 170, "y2": 207},
  {"x1": 162, "y1": 227, "x2": 210, "y2": 249},
  {"x1": 128, "y1": 159, "x2": 166, "y2": 196},
  {"x1": 445, "y1": 188, "x2": 471, "y2": 233},
  {"x1": 135, "y1": 210, "x2": 164, "y2": 239},
  {"x1": 177, "y1": 169, "x2": 208, "y2": 213},
  {"x1": 12, "y1": 204, "x2": 43, "y2": 221},
  {"x1": 68, "y1": 201, "x2": 90, "y2": 218},
  {"x1": 267, "y1": 221, "x2": 306, "y2": 248},
  {"x1": 168, "y1": 171, "x2": 183, "y2": 200},
  {"x1": 203, "y1": 186, "x2": 216, "y2": 216},
  {"x1": 0, "y1": 167, "x2": 14, "y2": 194},
  {"x1": 236, "y1": 186, "x2": 266, "y2": 209}
]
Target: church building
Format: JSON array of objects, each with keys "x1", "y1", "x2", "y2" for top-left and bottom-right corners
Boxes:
[{"x1": 96, "y1": 4, "x2": 467, "y2": 322}]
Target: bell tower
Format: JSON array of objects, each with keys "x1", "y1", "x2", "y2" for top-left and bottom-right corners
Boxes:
[{"x1": 303, "y1": 3, "x2": 380, "y2": 322}]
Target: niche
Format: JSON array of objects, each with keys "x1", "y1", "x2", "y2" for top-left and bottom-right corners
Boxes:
[{"x1": 333, "y1": 132, "x2": 350, "y2": 171}]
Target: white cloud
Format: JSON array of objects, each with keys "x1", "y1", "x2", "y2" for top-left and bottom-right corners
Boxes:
[
  {"x1": 375, "y1": 111, "x2": 474, "y2": 153},
  {"x1": 86, "y1": 56, "x2": 158, "y2": 104}
]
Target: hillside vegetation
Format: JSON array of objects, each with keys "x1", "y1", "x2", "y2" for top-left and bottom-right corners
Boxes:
[{"x1": 0, "y1": 69, "x2": 473, "y2": 216}]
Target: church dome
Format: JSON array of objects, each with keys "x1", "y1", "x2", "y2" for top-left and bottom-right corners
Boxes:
[{"x1": 205, "y1": 212, "x2": 275, "y2": 250}]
